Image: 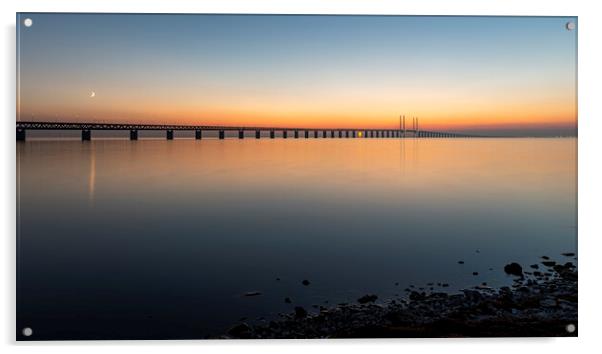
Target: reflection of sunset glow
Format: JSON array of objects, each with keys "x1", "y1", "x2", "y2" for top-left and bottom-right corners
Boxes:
[
  {"x1": 19, "y1": 139, "x2": 575, "y2": 202},
  {"x1": 88, "y1": 146, "x2": 96, "y2": 206}
]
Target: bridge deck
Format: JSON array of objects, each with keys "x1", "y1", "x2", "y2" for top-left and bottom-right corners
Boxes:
[{"x1": 16, "y1": 121, "x2": 417, "y2": 132}]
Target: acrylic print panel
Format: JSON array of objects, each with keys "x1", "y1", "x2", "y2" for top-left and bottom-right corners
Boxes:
[{"x1": 16, "y1": 13, "x2": 577, "y2": 340}]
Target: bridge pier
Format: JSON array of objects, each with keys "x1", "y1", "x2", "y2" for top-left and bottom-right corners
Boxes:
[
  {"x1": 283, "y1": 130, "x2": 288, "y2": 139},
  {"x1": 166, "y1": 129, "x2": 174, "y2": 140},
  {"x1": 338, "y1": 130, "x2": 342, "y2": 138},
  {"x1": 270, "y1": 130, "x2": 275, "y2": 139},
  {"x1": 239, "y1": 130, "x2": 244, "y2": 139},
  {"x1": 130, "y1": 129, "x2": 138, "y2": 140},
  {"x1": 294, "y1": 130, "x2": 299, "y2": 138},
  {"x1": 322, "y1": 130, "x2": 327, "y2": 138},
  {"x1": 256, "y1": 130, "x2": 261, "y2": 139},
  {"x1": 305, "y1": 130, "x2": 309, "y2": 138},
  {"x1": 195, "y1": 129, "x2": 202, "y2": 140},
  {"x1": 331, "y1": 130, "x2": 335, "y2": 138},
  {"x1": 314, "y1": 130, "x2": 318, "y2": 138},
  {"x1": 352, "y1": 130, "x2": 356, "y2": 138},
  {"x1": 82, "y1": 129, "x2": 91, "y2": 141},
  {"x1": 219, "y1": 130, "x2": 225, "y2": 139},
  {"x1": 16, "y1": 128, "x2": 25, "y2": 141}
]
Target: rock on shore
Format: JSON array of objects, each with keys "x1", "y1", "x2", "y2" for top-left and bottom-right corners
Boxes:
[{"x1": 224, "y1": 261, "x2": 577, "y2": 338}]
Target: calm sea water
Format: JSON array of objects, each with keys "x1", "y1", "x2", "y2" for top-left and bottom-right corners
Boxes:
[{"x1": 17, "y1": 138, "x2": 577, "y2": 339}]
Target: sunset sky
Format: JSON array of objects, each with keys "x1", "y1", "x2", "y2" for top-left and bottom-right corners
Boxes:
[{"x1": 17, "y1": 14, "x2": 577, "y2": 136}]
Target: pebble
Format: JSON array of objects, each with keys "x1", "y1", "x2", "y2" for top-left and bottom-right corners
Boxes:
[
  {"x1": 294, "y1": 306, "x2": 307, "y2": 318},
  {"x1": 504, "y1": 262, "x2": 523, "y2": 277},
  {"x1": 540, "y1": 298, "x2": 557, "y2": 307},
  {"x1": 357, "y1": 294, "x2": 378, "y2": 304}
]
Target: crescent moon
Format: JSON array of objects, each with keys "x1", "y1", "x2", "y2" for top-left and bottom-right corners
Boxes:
[{"x1": 90, "y1": 91, "x2": 96, "y2": 98}]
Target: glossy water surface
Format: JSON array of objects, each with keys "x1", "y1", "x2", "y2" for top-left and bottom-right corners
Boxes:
[{"x1": 17, "y1": 138, "x2": 577, "y2": 339}]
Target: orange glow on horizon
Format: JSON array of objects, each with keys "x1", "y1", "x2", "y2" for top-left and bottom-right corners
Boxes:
[{"x1": 18, "y1": 82, "x2": 576, "y2": 132}]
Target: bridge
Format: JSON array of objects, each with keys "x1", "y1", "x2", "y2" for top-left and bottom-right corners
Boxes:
[{"x1": 15, "y1": 121, "x2": 473, "y2": 141}]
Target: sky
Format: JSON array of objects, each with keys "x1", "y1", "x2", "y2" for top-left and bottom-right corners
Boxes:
[{"x1": 17, "y1": 14, "x2": 577, "y2": 136}]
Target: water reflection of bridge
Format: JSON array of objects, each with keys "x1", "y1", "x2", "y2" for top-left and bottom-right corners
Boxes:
[{"x1": 16, "y1": 121, "x2": 474, "y2": 141}]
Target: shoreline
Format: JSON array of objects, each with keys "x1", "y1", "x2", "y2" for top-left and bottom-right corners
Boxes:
[{"x1": 224, "y1": 257, "x2": 577, "y2": 338}]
